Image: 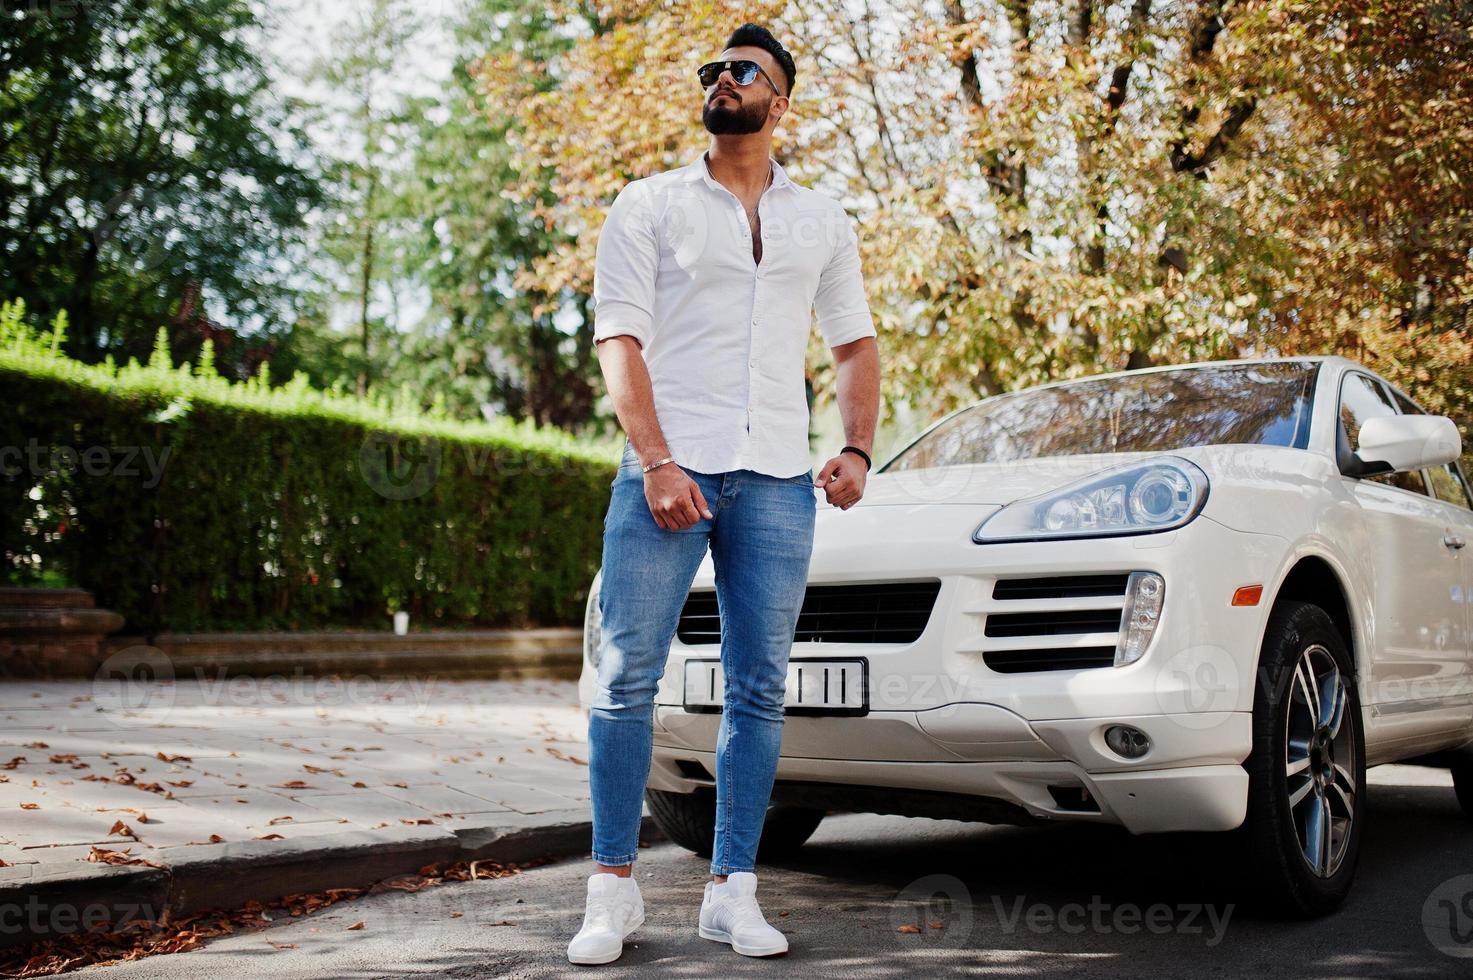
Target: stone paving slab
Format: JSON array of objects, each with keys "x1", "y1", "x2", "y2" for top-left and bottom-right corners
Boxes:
[{"x1": 0, "y1": 677, "x2": 656, "y2": 943}]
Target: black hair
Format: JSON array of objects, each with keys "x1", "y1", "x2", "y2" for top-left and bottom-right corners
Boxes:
[{"x1": 724, "y1": 23, "x2": 796, "y2": 96}]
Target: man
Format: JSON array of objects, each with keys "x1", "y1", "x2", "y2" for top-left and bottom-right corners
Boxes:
[{"x1": 566, "y1": 23, "x2": 880, "y2": 965}]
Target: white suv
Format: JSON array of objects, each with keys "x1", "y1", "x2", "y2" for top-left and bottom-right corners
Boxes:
[{"x1": 579, "y1": 357, "x2": 1473, "y2": 915}]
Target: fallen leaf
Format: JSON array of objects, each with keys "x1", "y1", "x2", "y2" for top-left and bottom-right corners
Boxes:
[
  {"x1": 22, "y1": 741, "x2": 48, "y2": 749},
  {"x1": 897, "y1": 924, "x2": 922, "y2": 934},
  {"x1": 1, "y1": 757, "x2": 25, "y2": 770},
  {"x1": 86, "y1": 847, "x2": 162, "y2": 868},
  {"x1": 156, "y1": 751, "x2": 192, "y2": 763},
  {"x1": 351, "y1": 781, "x2": 368, "y2": 789},
  {"x1": 449, "y1": 911, "x2": 463, "y2": 918},
  {"x1": 109, "y1": 820, "x2": 137, "y2": 838},
  {"x1": 268, "y1": 816, "x2": 294, "y2": 825},
  {"x1": 929, "y1": 920, "x2": 945, "y2": 929},
  {"x1": 208, "y1": 834, "x2": 224, "y2": 843},
  {"x1": 268, "y1": 941, "x2": 298, "y2": 950},
  {"x1": 19, "y1": 803, "x2": 38, "y2": 810},
  {"x1": 272, "y1": 780, "x2": 315, "y2": 790},
  {"x1": 347, "y1": 921, "x2": 366, "y2": 931},
  {"x1": 255, "y1": 833, "x2": 286, "y2": 841}
]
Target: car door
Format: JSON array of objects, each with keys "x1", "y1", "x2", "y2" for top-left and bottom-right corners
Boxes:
[
  {"x1": 1339, "y1": 372, "x2": 1468, "y2": 744},
  {"x1": 1393, "y1": 388, "x2": 1473, "y2": 735}
]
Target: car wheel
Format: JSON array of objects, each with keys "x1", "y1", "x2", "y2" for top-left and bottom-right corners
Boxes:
[
  {"x1": 1453, "y1": 757, "x2": 1473, "y2": 820},
  {"x1": 644, "y1": 788, "x2": 827, "y2": 860},
  {"x1": 1242, "y1": 600, "x2": 1366, "y2": 917}
]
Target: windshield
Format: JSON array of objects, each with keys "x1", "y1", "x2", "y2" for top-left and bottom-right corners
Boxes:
[{"x1": 882, "y1": 362, "x2": 1319, "y2": 471}]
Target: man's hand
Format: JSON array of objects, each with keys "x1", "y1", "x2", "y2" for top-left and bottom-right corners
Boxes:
[
  {"x1": 643, "y1": 464, "x2": 714, "y2": 530},
  {"x1": 815, "y1": 453, "x2": 868, "y2": 510}
]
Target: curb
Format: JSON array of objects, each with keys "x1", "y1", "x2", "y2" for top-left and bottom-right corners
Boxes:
[{"x1": 0, "y1": 814, "x2": 664, "y2": 947}]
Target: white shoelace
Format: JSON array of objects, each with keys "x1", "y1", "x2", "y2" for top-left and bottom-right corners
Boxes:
[{"x1": 583, "y1": 897, "x2": 630, "y2": 933}]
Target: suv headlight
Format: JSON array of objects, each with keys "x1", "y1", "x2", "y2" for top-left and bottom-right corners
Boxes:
[
  {"x1": 973, "y1": 457, "x2": 1209, "y2": 543},
  {"x1": 583, "y1": 570, "x2": 603, "y2": 668}
]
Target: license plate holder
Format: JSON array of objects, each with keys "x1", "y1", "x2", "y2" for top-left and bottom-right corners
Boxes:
[{"x1": 682, "y1": 657, "x2": 869, "y2": 716}]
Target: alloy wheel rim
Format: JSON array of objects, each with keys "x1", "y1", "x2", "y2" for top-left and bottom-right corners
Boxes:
[{"x1": 1283, "y1": 643, "x2": 1356, "y2": 878}]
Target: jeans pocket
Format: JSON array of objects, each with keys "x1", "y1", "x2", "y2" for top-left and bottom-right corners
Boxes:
[{"x1": 617, "y1": 441, "x2": 640, "y2": 472}]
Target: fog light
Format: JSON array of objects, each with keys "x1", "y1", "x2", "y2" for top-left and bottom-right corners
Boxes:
[
  {"x1": 1104, "y1": 725, "x2": 1152, "y2": 759},
  {"x1": 1115, "y1": 571, "x2": 1164, "y2": 666}
]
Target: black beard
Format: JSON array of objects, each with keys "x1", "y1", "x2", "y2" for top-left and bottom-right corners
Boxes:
[{"x1": 702, "y1": 93, "x2": 768, "y2": 135}]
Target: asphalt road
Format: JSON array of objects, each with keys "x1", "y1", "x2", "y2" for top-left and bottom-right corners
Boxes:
[{"x1": 79, "y1": 765, "x2": 1471, "y2": 978}]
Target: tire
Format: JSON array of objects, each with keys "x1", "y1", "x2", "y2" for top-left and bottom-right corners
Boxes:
[
  {"x1": 1241, "y1": 600, "x2": 1367, "y2": 917},
  {"x1": 1453, "y1": 757, "x2": 1473, "y2": 820},
  {"x1": 645, "y1": 787, "x2": 826, "y2": 860}
]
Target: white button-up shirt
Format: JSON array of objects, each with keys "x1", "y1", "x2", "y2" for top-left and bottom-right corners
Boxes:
[{"x1": 591, "y1": 150, "x2": 876, "y2": 478}]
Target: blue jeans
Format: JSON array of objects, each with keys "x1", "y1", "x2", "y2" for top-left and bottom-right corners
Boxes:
[{"x1": 588, "y1": 439, "x2": 816, "y2": 875}]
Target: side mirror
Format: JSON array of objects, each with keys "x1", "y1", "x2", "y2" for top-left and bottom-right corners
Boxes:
[{"x1": 1351, "y1": 415, "x2": 1462, "y2": 476}]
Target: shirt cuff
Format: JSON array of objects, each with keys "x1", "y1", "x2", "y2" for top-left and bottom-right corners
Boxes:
[
  {"x1": 819, "y1": 311, "x2": 877, "y2": 348},
  {"x1": 593, "y1": 312, "x2": 652, "y2": 348}
]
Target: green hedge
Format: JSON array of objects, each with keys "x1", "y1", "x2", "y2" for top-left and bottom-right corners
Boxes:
[{"x1": 0, "y1": 302, "x2": 620, "y2": 631}]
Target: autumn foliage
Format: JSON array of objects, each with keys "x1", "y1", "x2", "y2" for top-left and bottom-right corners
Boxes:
[{"x1": 478, "y1": 0, "x2": 1471, "y2": 435}]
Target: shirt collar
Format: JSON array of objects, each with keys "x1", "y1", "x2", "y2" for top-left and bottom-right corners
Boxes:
[{"x1": 684, "y1": 149, "x2": 792, "y2": 192}]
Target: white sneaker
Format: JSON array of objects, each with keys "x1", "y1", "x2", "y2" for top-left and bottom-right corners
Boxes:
[
  {"x1": 566, "y1": 872, "x2": 645, "y2": 965},
  {"x1": 698, "y1": 871, "x2": 788, "y2": 957}
]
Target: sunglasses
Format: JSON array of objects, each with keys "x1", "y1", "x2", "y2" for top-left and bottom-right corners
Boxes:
[{"x1": 697, "y1": 59, "x2": 783, "y2": 96}]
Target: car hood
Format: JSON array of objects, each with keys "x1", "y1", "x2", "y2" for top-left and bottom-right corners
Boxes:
[{"x1": 852, "y1": 451, "x2": 1176, "y2": 508}]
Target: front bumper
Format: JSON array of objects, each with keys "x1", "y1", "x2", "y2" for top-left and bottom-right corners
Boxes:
[
  {"x1": 646, "y1": 709, "x2": 1251, "y2": 833},
  {"x1": 582, "y1": 511, "x2": 1286, "y2": 835}
]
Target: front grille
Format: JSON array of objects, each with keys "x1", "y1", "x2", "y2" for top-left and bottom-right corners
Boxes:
[
  {"x1": 962, "y1": 574, "x2": 1131, "y2": 673},
  {"x1": 992, "y1": 574, "x2": 1131, "y2": 601},
  {"x1": 676, "y1": 580, "x2": 941, "y2": 645}
]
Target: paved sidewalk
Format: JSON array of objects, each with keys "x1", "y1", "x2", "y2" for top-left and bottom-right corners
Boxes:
[{"x1": 0, "y1": 675, "x2": 632, "y2": 935}]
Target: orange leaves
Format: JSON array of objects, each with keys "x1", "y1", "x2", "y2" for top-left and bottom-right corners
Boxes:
[{"x1": 86, "y1": 847, "x2": 161, "y2": 869}]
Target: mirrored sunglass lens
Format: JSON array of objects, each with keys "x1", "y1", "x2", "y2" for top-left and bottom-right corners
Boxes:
[{"x1": 732, "y1": 61, "x2": 759, "y2": 84}]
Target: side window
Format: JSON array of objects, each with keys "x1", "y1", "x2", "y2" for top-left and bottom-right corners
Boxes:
[
  {"x1": 1427, "y1": 464, "x2": 1473, "y2": 510},
  {"x1": 1389, "y1": 388, "x2": 1472, "y2": 510},
  {"x1": 1339, "y1": 374, "x2": 1429, "y2": 495}
]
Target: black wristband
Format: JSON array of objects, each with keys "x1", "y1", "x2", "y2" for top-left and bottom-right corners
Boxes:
[{"x1": 840, "y1": 445, "x2": 872, "y2": 471}]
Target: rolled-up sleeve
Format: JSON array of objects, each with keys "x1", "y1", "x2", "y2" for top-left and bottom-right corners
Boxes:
[
  {"x1": 813, "y1": 208, "x2": 877, "y2": 348},
  {"x1": 592, "y1": 181, "x2": 659, "y2": 348}
]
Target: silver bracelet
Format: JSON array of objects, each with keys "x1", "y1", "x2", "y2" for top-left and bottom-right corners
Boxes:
[{"x1": 641, "y1": 455, "x2": 676, "y2": 473}]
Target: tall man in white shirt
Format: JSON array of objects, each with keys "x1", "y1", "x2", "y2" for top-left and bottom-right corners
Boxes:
[{"x1": 567, "y1": 23, "x2": 880, "y2": 965}]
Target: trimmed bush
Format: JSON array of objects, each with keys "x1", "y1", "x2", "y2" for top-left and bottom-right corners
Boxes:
[{"x1": 0, "y1": 301, "x2": 620, "y2": 631}]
